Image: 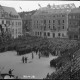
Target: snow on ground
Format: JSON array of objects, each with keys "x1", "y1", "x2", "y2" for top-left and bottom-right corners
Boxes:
[{"x1": 0, "y1": 51, "x2": 58, "y2": 79}]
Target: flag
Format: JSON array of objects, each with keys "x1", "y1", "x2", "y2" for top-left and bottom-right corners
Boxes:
[
  {"x1": 20, "y1": 6, "x2": 22, "y2": 10},
  {"x1": 38, "y1": 4, "x2": 41, "y2": 8}
]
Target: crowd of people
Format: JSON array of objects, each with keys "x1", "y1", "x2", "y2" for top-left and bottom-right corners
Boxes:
[{"x1": 0, "y1": 35, "x2": 80, "y2": 79}]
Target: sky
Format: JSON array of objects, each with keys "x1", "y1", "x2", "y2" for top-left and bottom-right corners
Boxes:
[{"x1": 0, "y1": 1, "x2": 80, "y2": 12}]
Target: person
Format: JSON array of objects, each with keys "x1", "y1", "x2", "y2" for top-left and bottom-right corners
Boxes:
[
  {"x1": 39, "y1": 53, "x2": 41, "y2": 59},
  {"x1": 0, "y1": 71, "x2": 3, "y2": 79},
  {"x1": 22, "y1": 56, "x2": 25, "y2": 63},
  {"x1": 46, "y1": 73, "x2": 49, "y2": 79},
  {"x1": 8, "y1": 69, "x2": 14, "y2": 78},
  {"x1": 16, "y1": 76, "x2": 18, "y2": 79},
  {"x1": 25, "y1": 57, "x2": 27, "y2": 63}
]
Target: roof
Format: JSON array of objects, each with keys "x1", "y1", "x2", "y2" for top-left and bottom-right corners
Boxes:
[
  {"x1": 69, "y1": 8, "x2": 80, "y2": 13},
  {"x1": 33, "y1": 8, "x2": 80, "y2": 17},
  {"x1": 19, "y1": 10, "x2": 36, "y2": 20},
  {"x1": 32, "y1": 3, "x2": 77, "y2": 16},
  {"x1": 2, "y1": 6, "x2": 21, "y2": 19},
  {"x1": 33, "y1": 8, "x2": 70, "y2": 16}
]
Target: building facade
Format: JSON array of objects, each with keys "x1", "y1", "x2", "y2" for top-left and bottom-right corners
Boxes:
[
  {"x1": 31, "y1": 3, "x2": 80, "y2": 39},
  {"x1": 19, "y1": 10, "x2": 36, "y2": 35},
  {"x1": 0, "y1": 5, "x2": 22, "y2": 38},
  {"x1": 68, "y1": 8, "x2": 80, "y2": 40}
]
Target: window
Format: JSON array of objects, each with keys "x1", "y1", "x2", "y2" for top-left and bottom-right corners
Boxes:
[
  {"x1": 63, "y1": 26, "x2": 64, "y2": 29},
  {"x1": 16, "y1": 22, "x2": 17, "y2": 25},
  {"x1": 53, "y1": 15, "x2": 55, "y2": 17},
  {"x1": 18, "y1": 28, "x2": 21, "y2": 34},
  {"x1": 53, "y1": 33, "x2": 55, "y2": 37},
  {"x1": 53, "y1": 26, "x2": 54, "y2": 29},
  {"x1": 49, "y1": 26, "x2": 50, "y2": 29},
  {"x1": 19, "y1": 22, "x2": 21, "y2": 26},
  {"x1": 2, "y1": 20, "x2": 4, "y2": 24},
  {"x1": 12, "y1": 22, "x2": 14, "y2": 26},
  {"x1": 34, "y1": 21, "x2": 35, "y2": 24},
  {"x1": 47, "y1": 32, "x2": 50, "y2": 36},
  {"x1": 49, "y1": 20, "x2": 50, "y2": 23},
  {"x1": 18, "y1": 22, "x2": 20, "y2": 25},
  {"x1": 18, "y1": 22, "x2": 21, "y2": 25},
  {"x1": 69, "y1": 16, "x2": 71, "y2": 19},
  {"x1": 63, "y1": 20, "x2": 64, "y2": 23},
  {"x1": 40, "y1": 32, "x2": 42, "y2": 36},
  {"x1": 74, "y1": 35, "x2": 78, "y2": 39},
  {"x1": 73, "y1": 16, "x2": 75, "y2": 19},
  {"x1": 12, "y1": 29, "x2": 14, "y2": 34},
  {"x1": 6, "y1": 20, "x2": 10, "y2": 25},
  {"x1": 16, "y1": 29, "x2": 17, "y2": 34},
  {"x1": 35, "y1": 32, "x2": 37, "y2": 36},
  {"x1": 58, "y1": 27, "x2": 60, "y2": 30},
  {"x1": 58, "y1": 20, "x2": 60, "y2": 25},
  {"x1": 62, "y1": 33, "x2": 64, "y2": 37},
  {"x1": 62, "y1": 15, "x2": 65, "y2": 17},
  {"x1": 58, "y1": 33, "x2": 60, "y2": 37},
  {"x1": 38, "y1": 32, "x2": 39, "y2": 35},
  {"x1": 44, "y1": 20, "x2": 46, "y2": 24},
  {"x1": 57, "y1": 15, "x2": 59, "y2": 17},
  {"x1": 69, "y1": 22, "x2": 71, "y2": 25},
  {"x1": 69, "y1": 36, "x2": 72, "y2": 39},
  {"x1": 53, "y1": 20, "x2": 55, "y2": 23},
  {"x1": 44, "y1": 32, "x2": 46, "y2": 36}
]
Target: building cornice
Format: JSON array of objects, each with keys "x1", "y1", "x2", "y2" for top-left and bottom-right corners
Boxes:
[{"x1": 0, "y1": 18, "x2": 22, "y2": 20}]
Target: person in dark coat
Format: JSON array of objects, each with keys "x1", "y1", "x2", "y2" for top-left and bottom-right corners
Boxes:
[
  {"x1": 46, "y1": 73, "x2": 49, "y2": 79},
  {"x1": 16, "y1": 76, "x2": 18, "y2": 79},
  {"x1": 8, "y1": 69, "x2": 14, "y2": 78},
  {"x1": 25, "y1": 57, "x2": 28, "y2": 63},
  {"x1": 22, "y1": 56, "x2": 25, "y2": 63}
]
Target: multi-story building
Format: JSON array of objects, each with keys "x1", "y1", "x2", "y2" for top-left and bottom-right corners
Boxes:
[
  {"x1": 0, "y1": 5, "x2": 22, "y2": 38},
  {"x1": 68, "y1": 7, "x2": 80, "y2": 39},
  {"x1": 19, "y1": 10, "x2": 36, "y2": 35},
  {"x1": 31, "y1": 3, "x2": 79, "y2": 39}
]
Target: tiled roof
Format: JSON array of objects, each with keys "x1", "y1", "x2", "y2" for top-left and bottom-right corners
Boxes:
[
  {"x1": 33, "y1": 7, "x2": 80, "y2": 16},
  {"x1": 19, "y1": 10, "x2": 36, "y2": 20},
  {"x1": 2, "y1": 6, "x2": 21, "y2": 19},
  {"x1": 33, "y1": 7, "x2": 71, "y2": 16},
  {"x1": 70, "y1": 8, "x2": 80, "y2": 13}
]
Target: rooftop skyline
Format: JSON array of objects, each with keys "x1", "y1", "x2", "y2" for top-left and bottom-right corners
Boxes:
[{"x1": 0, "y1": 1, "x2": 80, "y2": 12}]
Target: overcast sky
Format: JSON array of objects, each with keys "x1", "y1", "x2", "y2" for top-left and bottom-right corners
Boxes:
[{"x1": 0, "y1": 1, "x2": 80, "y2": 12}]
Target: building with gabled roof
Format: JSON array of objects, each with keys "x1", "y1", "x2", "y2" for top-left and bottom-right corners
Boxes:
[
  {"x1": 18, "y1": 10, "x2": 36, "y2": 35},
  {"x1": 0, "y1": 5, "x2": 22, "y2": 38}
]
